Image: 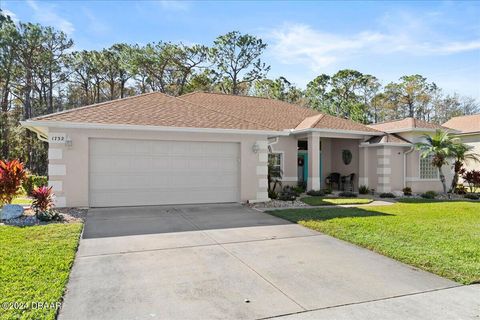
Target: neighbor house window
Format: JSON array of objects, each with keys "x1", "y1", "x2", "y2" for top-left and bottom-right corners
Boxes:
[
  {"x1": 268, "y1": 153, "x2": 283, "y2": 174},
  {"x1": 420, "y1": 156, "x2": 439, "y2": 179}
]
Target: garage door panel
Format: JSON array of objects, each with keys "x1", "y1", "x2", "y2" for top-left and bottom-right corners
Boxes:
[{"x1": 89, "y1": 139, "x2": 240, "y2": 207}]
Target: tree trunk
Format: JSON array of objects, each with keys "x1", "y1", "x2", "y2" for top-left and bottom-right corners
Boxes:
[
  {"x1": 1, "y1": 93, "x2": 9, "y2": 159},
  {"x1": 450, "y1": 172, "x2": 459, "y2": 193},
  {"x1": 438, "y1": 166, "x2": 447, "y2": 194},
  {"x1": 24, "y1": 70, "x2": 33, "y2": 120},
  {"x1": 48, "y1": 72, "x2": 54, "y2": 114}
]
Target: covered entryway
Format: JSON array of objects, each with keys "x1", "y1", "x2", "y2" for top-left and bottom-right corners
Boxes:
[{"x1": 89, "y1": 139, "x2": 240, "y2": 207}]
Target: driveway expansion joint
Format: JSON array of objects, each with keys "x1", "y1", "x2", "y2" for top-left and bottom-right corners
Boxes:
[{"x1": 256, "y1": 284, "x2": 465, "y2": 320}]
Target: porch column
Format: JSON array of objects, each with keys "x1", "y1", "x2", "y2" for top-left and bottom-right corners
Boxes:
[{"x1": 307, "y1": 132, "x2": 321, "y2": 190}]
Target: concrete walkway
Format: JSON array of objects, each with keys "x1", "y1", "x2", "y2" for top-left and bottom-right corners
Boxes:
[{"x1": 59, "y1": 204, "x2": 477, "y2": 320}]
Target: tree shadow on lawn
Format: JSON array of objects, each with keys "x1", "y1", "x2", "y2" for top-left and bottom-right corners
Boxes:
[{"x1": 268, "y1": 206, "x2": 394, "y2": 223}]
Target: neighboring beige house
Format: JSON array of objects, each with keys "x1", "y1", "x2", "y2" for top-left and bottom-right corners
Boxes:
[
  {"x1": 21, "y1": 92, "x2": 453, "y2": 207},
  {"x1": 443, "y1": 114, "x2": 480, "y2": 171}
]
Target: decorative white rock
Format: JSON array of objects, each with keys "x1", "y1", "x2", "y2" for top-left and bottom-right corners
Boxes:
[{"x1": 0, "y1": 204, "x2": 24, "y2": 220}]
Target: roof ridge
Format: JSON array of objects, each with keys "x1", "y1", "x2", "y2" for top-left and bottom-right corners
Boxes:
[
  {"x1": 174, "y1": 95, "x2": 277, "y2": 131},
  {"x1": 182, "y1": 91, "x2": 308, "y2": 107},
  {"x1": 447, "y1": 113, "x2": 480, "y2": 120},
  {"x1": 368, "y1": 117, "x2": 411, "y2": 126},
  {"x1": 31, "y1": 91, "x2": 160, "y2": 121}
]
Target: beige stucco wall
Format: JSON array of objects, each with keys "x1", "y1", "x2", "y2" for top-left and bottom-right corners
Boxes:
[
  {"x1": 459, "y1": 134, "x2": 480, "y2": 171},
  {"x1": 405, "y1": 150, "x2": 453, "y2": 193},
  {"x1": 47, "y1": 128, "x2": 270, "y2": 207}
]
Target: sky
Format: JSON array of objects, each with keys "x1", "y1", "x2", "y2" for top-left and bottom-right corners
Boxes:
[{"x1": 1, "y1": 0, "x2": 480, "y2": 99}]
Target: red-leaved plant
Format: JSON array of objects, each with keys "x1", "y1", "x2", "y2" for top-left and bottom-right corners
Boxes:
[
  {"x1": 0, "y1": 159, "x2": 27, "y2": 205},
  {"x1": 462, "y1": 170, "x2": 480, "y2": 192},
  {"x1": 31, "y1": 186, "x2": 54, "y2": 213}
]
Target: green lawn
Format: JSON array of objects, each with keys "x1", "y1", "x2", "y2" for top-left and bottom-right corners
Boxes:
[
  {"x1": 0, "y1": 223, "x2": 83, "y2": 320},
  {"x1": 268, "y1": 199, "x2": 480, "y2": 284},
  {"x1": 301, "y1": 197, "x2": 373, "y2": 206}
]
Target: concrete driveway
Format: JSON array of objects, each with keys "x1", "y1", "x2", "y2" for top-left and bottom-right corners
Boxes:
[{"x1": 59, "y1": 204, "x2": 479, "y2": 320}]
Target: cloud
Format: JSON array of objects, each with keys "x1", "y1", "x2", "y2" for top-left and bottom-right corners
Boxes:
[
  {"x1": 157, "y1": 1, "x2": 190, "y2": 11},
  {"x1": 27, "y1": 0, "x2": 75, "y2": 35},
  {"x1": 268, "y1": 15, "x2": 480, "y2": 71}
]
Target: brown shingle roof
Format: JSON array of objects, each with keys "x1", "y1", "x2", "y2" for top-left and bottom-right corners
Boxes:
[
  {"x1": 31, "y1": 92, "x2": 274, "y2": 131},
  {"x1": 180, "y1": 92, "x2": 317, "y2": 131},
  {"x1": 443, "y1": 114, "x2": 480, "y2": 134},
  {"x1": 31, "y1": 91, "x2": 380, "y2": 134},
  {"x1": 180, "y1": 92, "x2": 378, "y2": 133},
  {"x1": 368, "y1": 117, "x2": 448, "y2": 132}
]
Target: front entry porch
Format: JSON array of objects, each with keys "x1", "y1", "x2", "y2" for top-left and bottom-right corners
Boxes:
[{"x1": 295, "y1": 133, "x2": 362, "y2": 191}]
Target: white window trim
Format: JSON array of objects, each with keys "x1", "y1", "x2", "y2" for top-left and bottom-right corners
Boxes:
[
  {"x1": 268, "y1": 151, "x2": 285, "y2": 179},
  {"x1": 418, "y1": 155, "x2": 439, "y2": 180}
]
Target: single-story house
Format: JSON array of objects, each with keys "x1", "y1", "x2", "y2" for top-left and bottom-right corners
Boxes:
[
  {"x1": 443, "y1": 114, "x2": 480, "y2": 171},
  {"x1": 21, "y1": 92, "x2": 453, "y2": 208}
]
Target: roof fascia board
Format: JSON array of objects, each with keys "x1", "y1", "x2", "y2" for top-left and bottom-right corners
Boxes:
[
  {"x1": 20, "y1": 120, "x2": 290, "y2": 136},
  {"x1": 360, "y1": 142, "x2": 412, "y2": 148},
  {"x1": 452, "y1": 131, "x2": 480, "y2": 137},
  {"x1": 291, "y1": 128, "x2": 382, "y2": 136}
]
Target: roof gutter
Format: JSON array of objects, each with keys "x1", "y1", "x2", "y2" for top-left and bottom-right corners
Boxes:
[
  {"x1": 291, "y1": 128, "x2": 382, "y2": 136},
  {"x1": 21, "y1": 123, "x2": 49, "y2": 142},
  {"x1": 20, "y1": 120, "x2": 290, "y2": 137}
]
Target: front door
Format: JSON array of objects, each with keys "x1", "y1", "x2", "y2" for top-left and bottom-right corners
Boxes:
[{"x1": 297, "y1": 151, "x2": 322, "y2": 188}]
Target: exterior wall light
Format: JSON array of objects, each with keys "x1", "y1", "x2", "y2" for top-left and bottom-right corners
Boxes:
[
  {"x1": 252, "y1": 142, "x2": 260, "y2": 153},
  {"x1": 65, "y1": 136, "x2": 73, "y2": 148}
]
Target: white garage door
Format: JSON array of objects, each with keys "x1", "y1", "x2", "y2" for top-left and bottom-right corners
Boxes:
[{"x1": 89, "y1": 139, "x2": 240, "y2": 207}]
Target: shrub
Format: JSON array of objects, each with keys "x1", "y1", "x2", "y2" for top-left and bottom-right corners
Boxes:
[
  {"x1": 292, "y1": 185, "x2": 305, "y2": 196},
  {"x1": 454, "y1": 185, "x2": 467, "y2": 195},
  {"x1": 22, "y1": 175, "x2": 48, "y2": 196},
  {"x1": 36, "y1": 209, "x2": 63, "y2": 222},
  {"x1": 278, "y1": 186, "x2": 298, "y2": 201},
  {"x1": 268, "y1": 190, "x2": 278, "y2": 200},
  {"x1": 421, "y1": 191, "x2": 437, "y2": 199},
  {"x1": 322, "y1": 187, "x2": 333, "y2": 195},
  {"x1": 461, "y1": 170, "x2": 480, "y2": 192},
  {"x1": 402, "y1": 187, "x2": 412, "y2": 196},
  {"x1": 306, "y1": 189, "x2": 325, "y2": 196},
  {"x1": 464, "y1": 193, "x2": 479, "y2": 200},
  {"x1": 379, "y1": 192, "x2": 396, "y2": 198},
  {"x1": 0, "y1": 159, "x2": 27, "y2": 205},
  {"x1": 338, "y1": 191, "x2": 357, "y2": 197},
  {"x1": 31, "y1": 186, "x2": 54, "y2": 213},
  {"x1": 358, "y1": 185, "x2": 369, "y2": 194}
]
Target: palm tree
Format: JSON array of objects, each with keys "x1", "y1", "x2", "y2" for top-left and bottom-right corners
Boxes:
[
  {"x1": 450, "y1": 143, "x2": 480, "y2": 193},
  {"x1": 414, "y1": 130, "x2": 457, "y2": 194}
]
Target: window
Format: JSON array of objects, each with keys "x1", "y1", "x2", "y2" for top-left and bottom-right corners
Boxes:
[
  {"x1": 420, "y1": 156, "x2": 439, "y2": 179},
  {"x1": 268, "y1": 153, "x2": 283, "y2": 174}
]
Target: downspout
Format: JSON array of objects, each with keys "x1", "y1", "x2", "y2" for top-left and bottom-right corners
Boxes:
[
  {"x1": 267, "y1": 137, "x2": 279, "y2": 153},
  {"x1": 403, "y1": 146, "x2": 414, "y2": 188}
]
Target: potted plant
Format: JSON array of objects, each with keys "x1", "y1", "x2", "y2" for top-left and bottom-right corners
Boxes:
[
  {"x1": 0, "y1": 160, "x2": 27, "y2": 220},
  {"x1": 31, "y1": 186, "x2": 62, "y2": 221}
]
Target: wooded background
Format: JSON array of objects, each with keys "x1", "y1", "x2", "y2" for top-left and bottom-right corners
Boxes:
[{"x1": 1, "y1": 10, "x2": 478, "y2": 175}]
